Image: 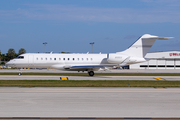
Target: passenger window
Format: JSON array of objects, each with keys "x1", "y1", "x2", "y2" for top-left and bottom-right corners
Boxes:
[
  {"x1": 50, "y1": 58, "x2": 52, "y2": 60},
  {"x1": 41, "y1": 58, "x2": 43, "y2": 60},
  {"x1": 82, "y1": 58, "x2": 83, "y2": 60},
  {"x1": 73, "y1": 58, "x2": 75, "y2": 60},
  {"x1": 68, "y1": 58, "x2": 70, "y2": 60},
  {"x1": 87, "y1": 58, "x2": 88, "y2": 61},
  {"x1": 36, "y1": 58, "x2": 38, "y2": 60},
  {"x1": 78, "y1": 58, "x2": 79, "y2": 60},
  {"x1": 63, "y1": 58, "x2": 65, "y2": 60},
  {"x1": 91, "y1": 58, "x2": 93, "y2": 61},
  {"x1": 45, "y1": 58, "x2": 47, "y2": 60},
  {"x1": 54, "y1": 58, "x2": 56, "y2": 60},
  {"x1": 59, "y1": 58, "x2": 61, "y2": 60}
]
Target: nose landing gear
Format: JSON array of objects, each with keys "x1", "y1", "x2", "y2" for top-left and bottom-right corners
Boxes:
[{"x1": 88, "y1": 71, "x2": 94, "y2": 76}]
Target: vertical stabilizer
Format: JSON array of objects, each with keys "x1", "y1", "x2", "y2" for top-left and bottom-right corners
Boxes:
[{"x1": 118, "y1": 34, "x2": 173, "y2": 58}]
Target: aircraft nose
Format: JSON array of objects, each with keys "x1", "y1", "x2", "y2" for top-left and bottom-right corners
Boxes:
[{"x1": 6, "y1": 60, "x2": 14, "y2": 67}]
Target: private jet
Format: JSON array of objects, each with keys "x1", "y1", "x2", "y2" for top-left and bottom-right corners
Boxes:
[{"x1": 6, "y1": 34, "x2": 173, "y2": 76}]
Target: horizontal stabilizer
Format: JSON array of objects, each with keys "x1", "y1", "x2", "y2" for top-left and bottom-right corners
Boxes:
[{"x1": 142, "y1": 37, "x2": 174, "y2": 40}]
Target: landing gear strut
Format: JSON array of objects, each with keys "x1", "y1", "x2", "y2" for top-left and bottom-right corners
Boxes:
[
  {"x1": 88, "y1": 71, "x2": 94, "y2": 76},
  {"x1": 18, "y1": 72, "x2": 21, "y2": 76}
]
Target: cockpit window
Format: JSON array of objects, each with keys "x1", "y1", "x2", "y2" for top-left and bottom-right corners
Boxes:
[{"x1": 16, "y1": 56, "x2": 24, "y2": 59}]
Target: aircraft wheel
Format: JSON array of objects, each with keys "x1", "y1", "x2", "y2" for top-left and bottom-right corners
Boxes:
[{"x1": 88, "y1": 71, "x2": 94, "y2": 76}]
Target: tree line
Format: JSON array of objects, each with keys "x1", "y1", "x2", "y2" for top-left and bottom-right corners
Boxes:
[{"x1": 0, "y1": 48, "x2": 26, "y2": 64}]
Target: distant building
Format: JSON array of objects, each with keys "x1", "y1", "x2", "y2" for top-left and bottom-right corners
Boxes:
[{"x1": 130, "y1": 51, "x2": 180, "y2": 69}]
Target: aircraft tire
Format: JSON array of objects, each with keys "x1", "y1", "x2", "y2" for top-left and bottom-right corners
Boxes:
[{"x1": 88, "y1": 71, "x2": 94, "y2": 76}]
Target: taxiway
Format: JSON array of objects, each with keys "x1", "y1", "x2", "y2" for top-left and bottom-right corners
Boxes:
[
  {"x1": 1, "y1": 69, "x2": 180, "y2": 80},
  {"x1": 1, "y1": 69, "x2": 180, "y2": 73}
]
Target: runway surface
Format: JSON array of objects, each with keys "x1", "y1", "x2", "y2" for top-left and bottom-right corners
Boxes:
[
  {"x1": 0, "y1": 75, "x2": 180, "y2": 80},
  {"x1": 0, "y1": 87, "x2": 180, "y2": 118}
]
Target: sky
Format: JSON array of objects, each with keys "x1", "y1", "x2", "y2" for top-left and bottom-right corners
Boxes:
[{"x1": 0, "y1": 0, "x2": 180, "y2": 54}]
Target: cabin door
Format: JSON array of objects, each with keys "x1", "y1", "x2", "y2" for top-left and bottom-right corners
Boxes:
[{"x1": 28, "y1": 55, "x2": 34, "y2": 68}]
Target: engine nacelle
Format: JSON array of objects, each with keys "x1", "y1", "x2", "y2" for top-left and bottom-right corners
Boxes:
[
  {"x1": 107, "y1": 53, "x2": 146, "y2": 64},
  {"x1": 107, "y1": 53, "x2": 128, "y2": 64}
]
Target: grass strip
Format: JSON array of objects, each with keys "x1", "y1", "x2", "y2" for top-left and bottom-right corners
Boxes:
[
  {"x1": 0, "y1": 80, "x2": 180, "y2": 87},
  {"x1": 1, "y1": 72, "x2": 180, "y2": 76}
]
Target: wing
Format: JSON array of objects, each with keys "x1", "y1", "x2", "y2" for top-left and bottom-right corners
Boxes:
[{"x1": 64, "y1": 64, "x2": 117, "y2": 71}]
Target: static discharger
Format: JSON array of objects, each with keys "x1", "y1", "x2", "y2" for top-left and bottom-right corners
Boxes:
[
  {"x1": 154, "y1": 77, "x2": 165, "y2": 81},
  {"x1": 60, "y1": 77, "x2": 69, "y2": 80}
]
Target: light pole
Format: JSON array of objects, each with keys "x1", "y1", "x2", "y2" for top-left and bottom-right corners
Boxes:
[
  {"x1": 43, "y1": 42, "x2": 47, "y2": 53},
  {"x1": 90, "y1": 42, "x2": 94, "y2": 53}
]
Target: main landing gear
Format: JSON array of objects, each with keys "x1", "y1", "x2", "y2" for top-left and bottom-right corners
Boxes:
[{"x1": 88, "y1": 71, "x2": 94, "y2": 76}]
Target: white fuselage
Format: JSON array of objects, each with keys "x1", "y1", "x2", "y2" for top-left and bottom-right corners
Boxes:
[{"x1": 6, "y1": 53, "x2": 146, "y2": 71}]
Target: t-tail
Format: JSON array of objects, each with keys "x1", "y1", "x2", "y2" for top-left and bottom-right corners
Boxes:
[{"x1": 118, "y1": 34, "x2": 173, "y2": 58}]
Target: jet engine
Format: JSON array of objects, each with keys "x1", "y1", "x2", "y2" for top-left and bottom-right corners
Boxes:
[
  {"x1": 107, "y1": 53, "x2": 128, "y2": 64},
  {"x1": 107, "y1": 53, "x2": 146, "y2": 65}
]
